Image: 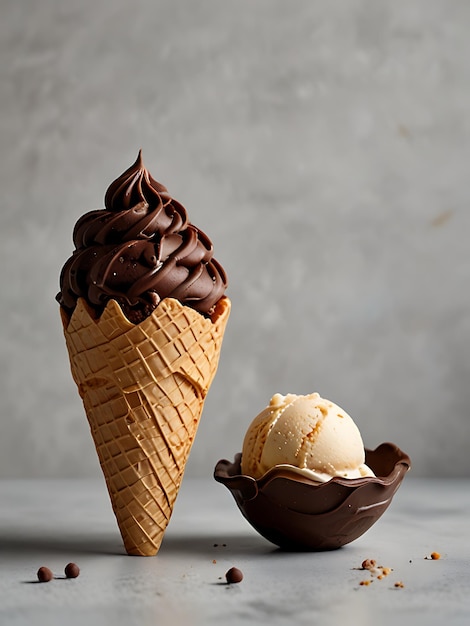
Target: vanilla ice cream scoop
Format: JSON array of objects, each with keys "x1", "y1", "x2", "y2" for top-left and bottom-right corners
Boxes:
[{"x1": 241, "y1": 392, "x2": 374, "y2": 482}]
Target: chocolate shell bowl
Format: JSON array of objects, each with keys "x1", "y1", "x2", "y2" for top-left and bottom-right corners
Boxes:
[{"x1": 214, "y1": 443, "x2": 410, "y2": 551}]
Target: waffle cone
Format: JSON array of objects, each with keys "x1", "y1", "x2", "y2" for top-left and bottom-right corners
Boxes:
[{"x1": 60, "y1": 295, "x2": 230, "y2": 556}]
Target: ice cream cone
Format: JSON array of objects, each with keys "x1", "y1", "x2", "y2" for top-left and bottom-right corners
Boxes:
[{"x1": 60, "y1": 295, "x2": 230, "y2": 556}]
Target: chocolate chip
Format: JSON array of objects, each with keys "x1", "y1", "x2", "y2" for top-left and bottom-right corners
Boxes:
[
  {"x1": 37, "y1": 566, "x2": 53, "y2": 583},
  {"x1": 64, "y1": 562, "x2": 80, "y2": 579},
  {"x1": 225, "y1": 567, "x2": 243, "y2": 584}
]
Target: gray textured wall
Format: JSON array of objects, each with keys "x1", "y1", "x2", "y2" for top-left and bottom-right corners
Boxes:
[{"x1": 1, "y1": 0, "x2": 469, "y2": 478}]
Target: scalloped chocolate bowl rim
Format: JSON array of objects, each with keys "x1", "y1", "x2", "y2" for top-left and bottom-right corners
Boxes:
[{"x1": 214, "y1": 442, "x2": 411, "y2": 499}]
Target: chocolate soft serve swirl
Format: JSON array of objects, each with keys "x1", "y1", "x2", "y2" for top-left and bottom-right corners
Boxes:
[{"x1": 57, "y1": 151, "x2": 227, "y2": 323}]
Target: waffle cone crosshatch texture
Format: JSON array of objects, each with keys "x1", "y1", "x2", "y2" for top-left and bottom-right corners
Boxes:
[{"x1": 60, "y1": 295, "x2": 231, "y2": 556}]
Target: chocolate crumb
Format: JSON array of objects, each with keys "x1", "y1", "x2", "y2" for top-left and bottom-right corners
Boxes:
[
  {"x1": 37, "y1": 566, "x2": 53, "y2": 583},
  {"x1": 64, "y1": 563, "x2": 80, "y2": 579},
  {"x1": 225, "y1": 567, "x2": 243, "y2": 584}
]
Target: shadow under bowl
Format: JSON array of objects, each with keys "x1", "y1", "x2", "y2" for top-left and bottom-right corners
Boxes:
[{"x1": 214, "y1": 442, "x2": 411, "y2": 551}]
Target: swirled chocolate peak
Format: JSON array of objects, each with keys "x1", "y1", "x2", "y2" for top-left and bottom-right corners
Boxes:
[{"x1": 57, "y1": 151, "x2": 227, "y2": 323}]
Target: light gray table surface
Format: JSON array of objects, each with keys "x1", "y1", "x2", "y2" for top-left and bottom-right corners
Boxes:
[{"x1": 0, "y1": 477, "x2": 469, "y2": 626}]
